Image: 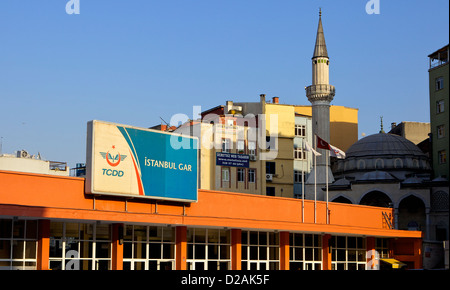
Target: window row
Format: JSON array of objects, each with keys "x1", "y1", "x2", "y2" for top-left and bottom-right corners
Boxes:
[
  {"x1": 49, "y1": 222, "x2": 112, "y2": 270},
  {"x1": 221, "y1": 167, "x2": 256, "y2": 188},
  {"x1": 123, "y1": 225, "x2": 175, "y2": 270},
  {"x1": 222, "y1": 139, "x2": 257, "y2": 156},
  {"x1": 0, "y1": 219, "x2": 395, "y2": 271},
  {"x1": 241, "y1": 231, "x2": 280, "y2": 270},
  {"x1": 187, "y1": 228, "x2": 231, "y2": 270},
  {"x1": 0, "y1": 219, "x2": 38, "y2": 270}
]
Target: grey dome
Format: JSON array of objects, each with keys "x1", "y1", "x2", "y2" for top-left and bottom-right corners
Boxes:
[
  {"x1": 332, "y1": 133, "x2": 432, "y2": 176},
  {"x1": 346, "y1": 133, "x2": 426, "y2": 158}
]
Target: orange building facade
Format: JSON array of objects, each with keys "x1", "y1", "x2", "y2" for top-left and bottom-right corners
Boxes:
[{"x1": 0, "y1": 170, "x2": 422, "y2": 270}]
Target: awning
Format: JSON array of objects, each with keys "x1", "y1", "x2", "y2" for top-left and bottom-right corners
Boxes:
[{"x1": 380, "y1": 258, "x2": 407, "y2": 269}]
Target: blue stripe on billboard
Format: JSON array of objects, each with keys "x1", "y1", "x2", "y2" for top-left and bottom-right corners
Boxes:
[{"x1": 117, "y1": 125, "x2": 198, "y2": 202}]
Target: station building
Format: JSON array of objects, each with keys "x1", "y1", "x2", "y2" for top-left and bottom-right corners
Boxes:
[{"x1": 0, "y1": 169, "x2": 422, "y2": 270}]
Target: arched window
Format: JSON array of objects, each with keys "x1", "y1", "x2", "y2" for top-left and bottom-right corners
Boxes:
[
  {"x1": 394, "y1": 158, "x2": 403, "y2": 169},
  {"x1": 357, "y1": 160, "x2": 366, "y2": 170},
  {"x1": 332, "y1": 196, "x2": 352, "y2": 204},
  {"x1": 360, "y1": 191, "x2": 392, "y2": 208},
  {"x1": 375, "y1": 159, "x2": 384, "y2": 169},
  {"x1": 398, "y1": 195, "x2": 426, "y2": 231}
]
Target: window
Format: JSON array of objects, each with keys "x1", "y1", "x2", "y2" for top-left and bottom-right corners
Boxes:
[
  {"x1": 266, "y1": 187, "x2": 275, "y2": 196},
  {"x1": 437, "y1": 125, "x2": 445, "y2": 139},
  {"x1": 375, "y1": 238, "x2": 389, "y2": 259},
  {"x1": 222, "y1": 168, "x2": 230, "y2": 182},
  {"x1": 295, "y1": 125, "x2": 306, "y2": 137},
  {"x1": 123, "y1": 225, "x2": 175, "y2": 270},
  {"x1": 266, "y1": 136, "x2": 276, "y2": 150},
  {"x1": 248, "y1": 141, "x2": 256, "y2": 157},
  {"x1": 436, "y1": 77, "x2": 444, "y2": 91},
  {"x1": 294, "y1": 170, "x2": 303, "y2": 183},
  {"x1": 222, "y1": 139, "x2": 231, "y2": 153},
  {"x1": 294, "y1": 147, "x2": 306, "y2": 160},
  {"x1": 357, "y1": 160, "x2": 366, "y2": 170},
  {"x1": 266, "y1": 162, "x2": 276, "y2": 174},
  {"x1": 331, "y1": 236, "x2": 366, "y2": 270},
  {"x1": 49, "y1": 222, "x2": 111, "y2": 270},
  {"x1": 241, "y1": 231, "x2": 279, "y2": 270},
  {"x1": 0, "y1": 219, "x2": 38, "y2": 270},
  {"x1": 289, "y1": 233, "x2": 322, "y2": 270},
  {"x1": 438, "y1": 150, "x2": 446, "y2": 164},
  {"x1": 248, "y1": 169, "x2": 255, "y2": 183},
  {"x1": 237, "y1": 168, "x2": 245, "y2": 182},
  {"x1": 431, "y1": 191, "x2": 449, "y2": 212},
  {"x1": 394, "y1": 158, "x2": 403, "y2": 169},
  {"x1": 187, "y1": 228, "x2": 231, "y2": 270},
  {"x1": 237, "y1": 140, "x2": 245, "y2": 154},
  {"x1": 375, "y1": 158, "x2": 384, "y2": 169},
  {"x1": 437, "y1": 100, "x2": 445, "y2": 113}
]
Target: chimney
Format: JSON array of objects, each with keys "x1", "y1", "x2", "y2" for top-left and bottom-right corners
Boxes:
[
  {"x1": 272, "y1": 97, "x2": 279, "y2": 104},
  {"x1": 260, "y1": 94, "x2": 266, "y2": 103}
]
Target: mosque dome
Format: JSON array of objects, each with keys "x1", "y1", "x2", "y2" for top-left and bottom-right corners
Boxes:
[
  {"x1": 346, "y1": 133, "x2": 426, "y2": 159},
  {"x1": 333, "y1": 133, "x2": 431, "y2": 177}
]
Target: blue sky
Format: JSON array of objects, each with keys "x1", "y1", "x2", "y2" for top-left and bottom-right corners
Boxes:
[{"x1": 0, "y1": 0, "x2": 448, "y2": 168}]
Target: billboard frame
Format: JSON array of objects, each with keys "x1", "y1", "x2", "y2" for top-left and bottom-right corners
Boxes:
[{"x1": 85, "y1": 120, "x2": 198, "y2": 203}]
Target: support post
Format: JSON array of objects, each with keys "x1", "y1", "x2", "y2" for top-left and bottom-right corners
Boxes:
[
  {"x1": 176, "y1": 226, "x2": 187, "y2": 270},
  {"x1": 279, "y1": 231, "x2": 290, "y2": 270},
  {"x1": 322, "y1": 234, "x2": 331, "y2": 270},
  {"x1": 231, "y1": 229, "x2": 242, "y2": 270},
  {"x1": 111, "y1": 223, "x2": 124, "y2": 270},
  {"x1": 37, "y1": 219, "x2": 50, "y2": 270}
]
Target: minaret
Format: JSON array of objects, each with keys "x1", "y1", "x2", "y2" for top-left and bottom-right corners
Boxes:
[{"x1": 306, "y1": 9, "x2": 335, "y2": 189}]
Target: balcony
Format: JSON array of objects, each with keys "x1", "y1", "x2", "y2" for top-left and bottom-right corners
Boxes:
[
  {"x1": 428, "y1": 44, "x2": 449, "y2": 70},
  {"x1": 305, "y1": 84, "x2": 335, "y2": 102}
]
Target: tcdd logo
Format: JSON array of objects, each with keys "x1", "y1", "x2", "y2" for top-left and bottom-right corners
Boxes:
[
  {"x1": 102, "y1": 169, "x2": 124, "y2": 177},
  {"x1": 100, "y1": 145, "x2": 126, "y2": 177},
  {"x1": 100, "y1": 145, "x2": 127, "y2": 167}
]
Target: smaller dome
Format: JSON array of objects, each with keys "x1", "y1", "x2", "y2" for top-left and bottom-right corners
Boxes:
[
  {"x1": 432, "y1": 176, "x2": 448, "y2": 182},
  {"x1": 402, "y1": 176, "x2": 424, "y2": 184},
  {"x1": 356, "y1": 171, "x2": 397, "y2": 181},
  {"x1": 332, "y1": 178, "x2": 351, "y2": 186}
]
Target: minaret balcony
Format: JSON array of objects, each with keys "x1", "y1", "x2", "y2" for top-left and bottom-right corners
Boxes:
[{"x1": 305, "y1": 84, "x2": 335, "y2": 102}]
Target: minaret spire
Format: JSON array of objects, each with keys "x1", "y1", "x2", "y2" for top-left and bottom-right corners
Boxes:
[{"x1": 313, "y1": 8, "x2": 328, "y2": 59}]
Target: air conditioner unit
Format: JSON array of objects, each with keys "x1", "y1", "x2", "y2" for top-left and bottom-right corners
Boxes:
[
  {"x1": 17, "y1": 150, "x2": 29, "y2": 158},
  {"x1": 249, "y1": 155, "x2": 257, "y2": 161},
  {"x1": 266, "y1": 174, "x2": 273, "y2": 181}
]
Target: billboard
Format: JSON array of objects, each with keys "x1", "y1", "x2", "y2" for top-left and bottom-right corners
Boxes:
[
  {"x1": 85, "y1": 120, "x2": 198, "y2": 202},
  {"x1": 216, "y1": 152, "x2": 249, "y2": 168}
]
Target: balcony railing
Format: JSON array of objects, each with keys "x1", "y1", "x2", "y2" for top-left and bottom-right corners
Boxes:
[{"x1": 305, "y1": 84, "x2": 335, "y2": 102}]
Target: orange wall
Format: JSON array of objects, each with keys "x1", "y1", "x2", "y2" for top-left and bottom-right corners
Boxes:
[{"x1": 0, "y1": 170, "x2": 420, "y2": 239}]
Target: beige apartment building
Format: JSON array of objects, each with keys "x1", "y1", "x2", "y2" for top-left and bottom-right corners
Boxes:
[{"x1": 173, "y1": 95, "x2": 358, "y2": 198}]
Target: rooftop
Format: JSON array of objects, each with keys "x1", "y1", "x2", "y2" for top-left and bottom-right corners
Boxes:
[{"x1": 428, "y1": 44, "x2": 449, "y2": 69}]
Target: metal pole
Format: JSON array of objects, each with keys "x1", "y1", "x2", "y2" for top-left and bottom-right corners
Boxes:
[
  {"x1": 314, "y1": 135, "x2": 317, "y2": 224},
  {"x1": 326, "y1": 150, "x2": 329, "y2": 224},
  {"x1": 302, "y1": 139, "x2": 305, "y2": 223}
]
